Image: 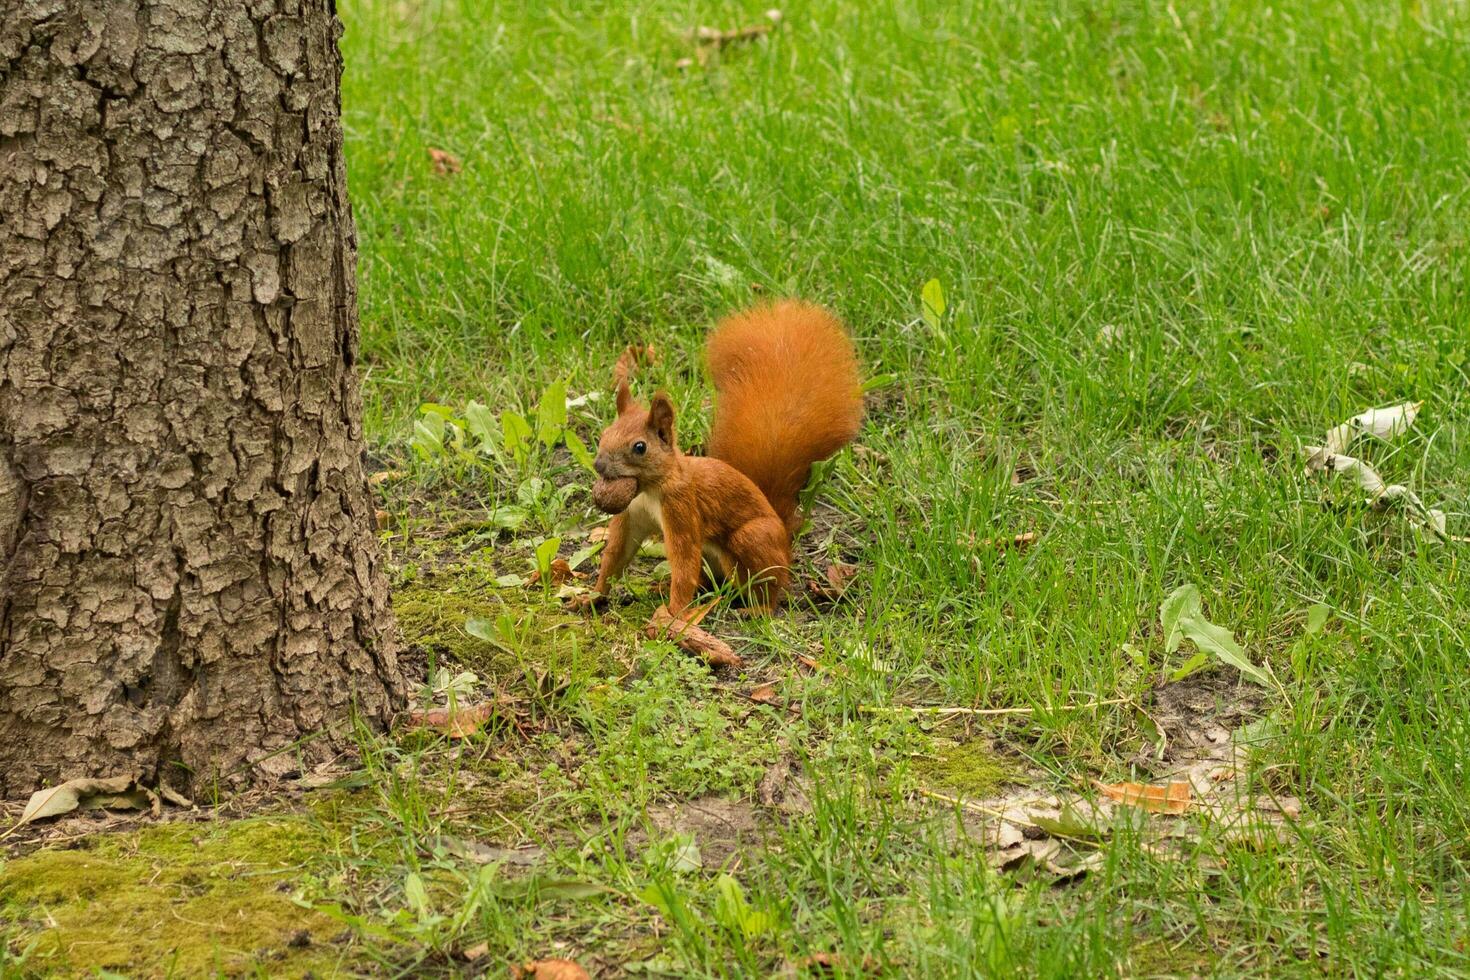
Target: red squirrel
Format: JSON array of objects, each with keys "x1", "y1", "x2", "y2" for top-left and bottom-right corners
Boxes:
[{"x1": 585, "y1": 300, "x2": 863, "y2": 618}]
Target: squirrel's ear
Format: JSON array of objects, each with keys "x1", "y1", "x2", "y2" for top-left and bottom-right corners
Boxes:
[
  {"x1": 615, "y1": 379, "x2": 632, "y2": 415},
  {"x1": 648, "y1": 392, "x2": 676, "y2": 448}
]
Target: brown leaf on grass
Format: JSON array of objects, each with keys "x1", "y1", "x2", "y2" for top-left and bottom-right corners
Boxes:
[
  {"x1": 427, "y1": 147, "x2": 461, "y2": 175},
  {"x1": 1093, "y1": 779, "x2": 1191, "y2": 815},
  {"x1": 681, "y1": 596, "x2": 721, "y2": 628},
  {"x1": 749, "y1": 682, "x2": 779, "y2": 704},
  {"x1": 511, "y1": 960, "x2": 590, "y2": 980},
  {"x1": 13, "y1": 774, "x2": 141, "y2": 829},
  {"x1": 529, "y1": 558, "x2": 580, "y2": 587},
  {"x1": 431, "y1": 835, "x2": 546, "y2": 867},
  {"x1": 461, "y1": 942, "x2": 490, "y2": 962},
  {"x1": 806, "y1": 561, "x2": 858, "y2": 602},
  {"x1": 367, "y1": 469, "x2": 406, "y2": 486},
  {"x1": 785, "y1": 951, "x2": 881, "y2": 976},
  {"x1": 645, "y1": 605, "x2": 743, "y2": 669},
  {"x1": 961, "y1": 531, "x2": 1038, "y2": 552},
  {"x1": 824, "y1": 562, "x2": 857, "y2": 595},
  {"x1": 375, "y1": 509, "x2": 390, "y2": 530},
  {"x1": 588, "y1": 526, "x2": 609, "y2": 543},
  {"x1": 403, "y1": 701, "x2": 496, "y2": 738},
  {"x1": 688, "y1": 9, "x2": 783, "y2": 48}
]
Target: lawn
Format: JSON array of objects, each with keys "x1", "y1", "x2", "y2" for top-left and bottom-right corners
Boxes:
[{"x1": 5, "y1": 0, "x2": 1470, "y2": 976}]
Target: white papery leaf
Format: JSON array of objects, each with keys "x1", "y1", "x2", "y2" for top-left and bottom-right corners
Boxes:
[
  {"x1": 1350, "y1": 401, "x2": 1420, "y2": 442},
  {"x1": 1302, "y1": 447, "x2": 1386, "y2": 494}
]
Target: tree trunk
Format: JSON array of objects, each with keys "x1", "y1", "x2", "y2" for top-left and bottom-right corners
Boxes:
[{"x1": 0, "y1": 0, "x2": 405, "y2": 797}]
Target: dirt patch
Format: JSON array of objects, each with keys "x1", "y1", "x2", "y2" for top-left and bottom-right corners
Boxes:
[
  {"x1": 643, "y1": 795, "x2": 767, "y2": 869},
  {"x1": 1144, "y1": 668, "x2": 1266, "y2": 774}
]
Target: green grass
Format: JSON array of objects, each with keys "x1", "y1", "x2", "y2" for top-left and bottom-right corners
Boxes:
[
  {"x1": 6, "y1": 0, "x2": 1470, "y2": 976},
  {"x1": 336, "y1": 1, "x2": 1470, "y2": 972}
]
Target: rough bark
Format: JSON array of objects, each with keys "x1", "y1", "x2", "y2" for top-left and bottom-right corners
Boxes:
[{"x1": 0, "y1": 0, "x2": 406, "y2": 797}]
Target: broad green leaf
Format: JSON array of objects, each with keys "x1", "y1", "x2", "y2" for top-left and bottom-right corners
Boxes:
[
  {"x1": 464, "y1": 618, "x2": 496, "y2": 642},
  {"x1": 637, "y1": 882, "x2": 677, "y2": 918},
  {"x1": 921, "y1": 278, "x2": 946, "y2": 330},
  {"x1": 713, "y1": 874, "x2": 774, "y2": 938},
  {"x1": 488, "y1": 876, "x2": 609, "y2": 901},
  {"x1": 403, "y1": 872, "x2": 430, "y2": 920},
  {"x1": 1160, "y1": 583, "x2": 1193, "y2": 654},
  {"x1": 410, "y1": 416, "x2": 445, "y2": 458},
  {"x1": 464, "y1": 400, "x2": 498, "y2": 449},
  {"x1": 703, "y1": 254, "x2": 742, "y2": 288},
  {"x1": 502, "y1": 411, "x2": 533, "y2": 464},
  {"x1": 429, "y1": 669, "x2": 479, "y2": 702},
  {"x1": 487, "y1": 505, "x2": 529, "y2": 531},
  {"x1": 666, "y1": 835, "x2": 702, "y2": 873},
  {"x1": 419, "y1": 402, "x2": 457, "y2": 420},
  {"x1": 1029, "y1": 802, "x2": 1109, "y2": 840},
  {"x1": 537, "y1": 380, "x2": 568, "y2": 446},
  {"x1": 1305, "y1": 603, "x2": 1331, "y2": 635},
  {"x1": 1168, "y1": 651, "x2": 1208, "y2": 683},
  {"x1": 568, "y1": 542, "x2": 604, "y2": 571},
  {"x1": 862, "y1": 372, "x2": 899, "y2": 394},
  {"x1": 1159, "y1": 584, "x2": 1273, "y2": 687},
  {"x1": 494, "y1": 573, "x2": 526, "y2": 588},
  {"x1": 565, "y1": 429, "x2": 596, "y2": 471},
  {"x1": 535, "y1": 537, "x2": 562, "y2": 579}
]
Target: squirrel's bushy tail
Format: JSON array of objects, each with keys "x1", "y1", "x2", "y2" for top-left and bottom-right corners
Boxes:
[{"x1": 706, "y1": 300, "x2": 863, "y2": 534}]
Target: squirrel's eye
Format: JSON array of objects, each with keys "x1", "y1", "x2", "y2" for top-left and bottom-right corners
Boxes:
[{"x1": 632, "y1": 441, "x2": 647, "y2": 455}]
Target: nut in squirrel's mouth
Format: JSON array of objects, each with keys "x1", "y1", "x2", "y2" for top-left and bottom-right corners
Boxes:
[{"x1": 591, "y1": 475, "x2": 639, "y2": 515}]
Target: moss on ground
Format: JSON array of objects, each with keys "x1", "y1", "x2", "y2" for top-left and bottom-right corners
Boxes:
[
  {"x1": 0, "y1": 816, "x2": 350, "y2": 978},
  {"x1": 393, "y1": 575, "x2": 515, "y2": 670},
  {"x1": 910, "y1": 740, "x2": 1013, "y2": 798},
  {"x1": 392, "y1": 549, "x2": 629, "y2": 685}
]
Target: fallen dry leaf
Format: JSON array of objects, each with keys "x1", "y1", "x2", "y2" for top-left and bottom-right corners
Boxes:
[
  {"x1": 12, "y1": 774, "x2": 141, "y2": 830},
  {"x1": 749, "y1": 682, "x2": 779, "y2": 704},
  {"x1": 786, "y1": 952, "x2": 881, "y2": 976},
  {"x1": 461, "y1": 942, "x2": 489, "y2": 962},
  {"x1": 588, "y1": 526, "x2": 609, "y2": 543},
  {"x1": 824, "y1": 562, "x2": 857, "y2": 595},
  {"x1": 403, "y1": 701, "x2": 496, "y2": 738},
  {"x1": 427, "y1": 146, "x2": 461, "y2": 175},
  {"x1": 961, "y1": 531, "x2": 1038, "y2": 552},
  {"x1": 511, "y1": 960, "x2": 590, "y2": 980},
  {"x1": 689, "y1": 8, "x2": 783, "y2": 48},
  {"x1": 530, "y1": 558, "x2": 579, "y2": 587},
  {"x1": 1313, "y1": 401, "x2": 1422, "y2": 460},
  {"x1": 645, "y1": 605, "x2": 742, "y2": 669},
  {"x1": 1094, "y1": 779, "x2": 1191, "y2": 815},
  {"x1": 10, "y1": 771, "x2": 136, "y2": 821},
  {"x1": 682, "y1": 596, "x2": 721, "y2": 628},
  {"x1": 1302, "y1": 400, "x2": 1448, "y2": 541},
  {"x1": 375, "y1": 509, "x2": 390, "y2": 530},
  {"x1": 367, "y1": 469, "x2": 406, "y2": 486}
]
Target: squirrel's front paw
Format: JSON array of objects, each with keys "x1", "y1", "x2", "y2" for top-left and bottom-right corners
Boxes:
[{"x1": 567, "y1": 592, "x2": 609, "y2": 615}]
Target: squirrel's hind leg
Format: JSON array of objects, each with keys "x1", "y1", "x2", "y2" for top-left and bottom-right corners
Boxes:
[{"x1": 725, "y1": 517, "x2": 791, "y2": 613}]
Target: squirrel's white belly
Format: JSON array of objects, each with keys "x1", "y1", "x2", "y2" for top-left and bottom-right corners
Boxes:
[{"x1": 627, "y1": 491, "x2": 732, "y2": 576}]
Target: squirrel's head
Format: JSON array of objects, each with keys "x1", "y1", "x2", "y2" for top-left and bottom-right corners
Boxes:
[{"x1": 591, "y1": 380, "x2": 678, "y2": 503}]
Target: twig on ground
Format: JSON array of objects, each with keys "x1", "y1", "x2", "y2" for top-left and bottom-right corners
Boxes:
[
  {"x1": 645, "y1": 605, "x2": 743, "y2": 669},
  {"x1": 860, "y1": 696, "x2": 1130, "y2": 718},
  {"x1": 960, "y1": 530, "x2": 1039, "y2": 551}
]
